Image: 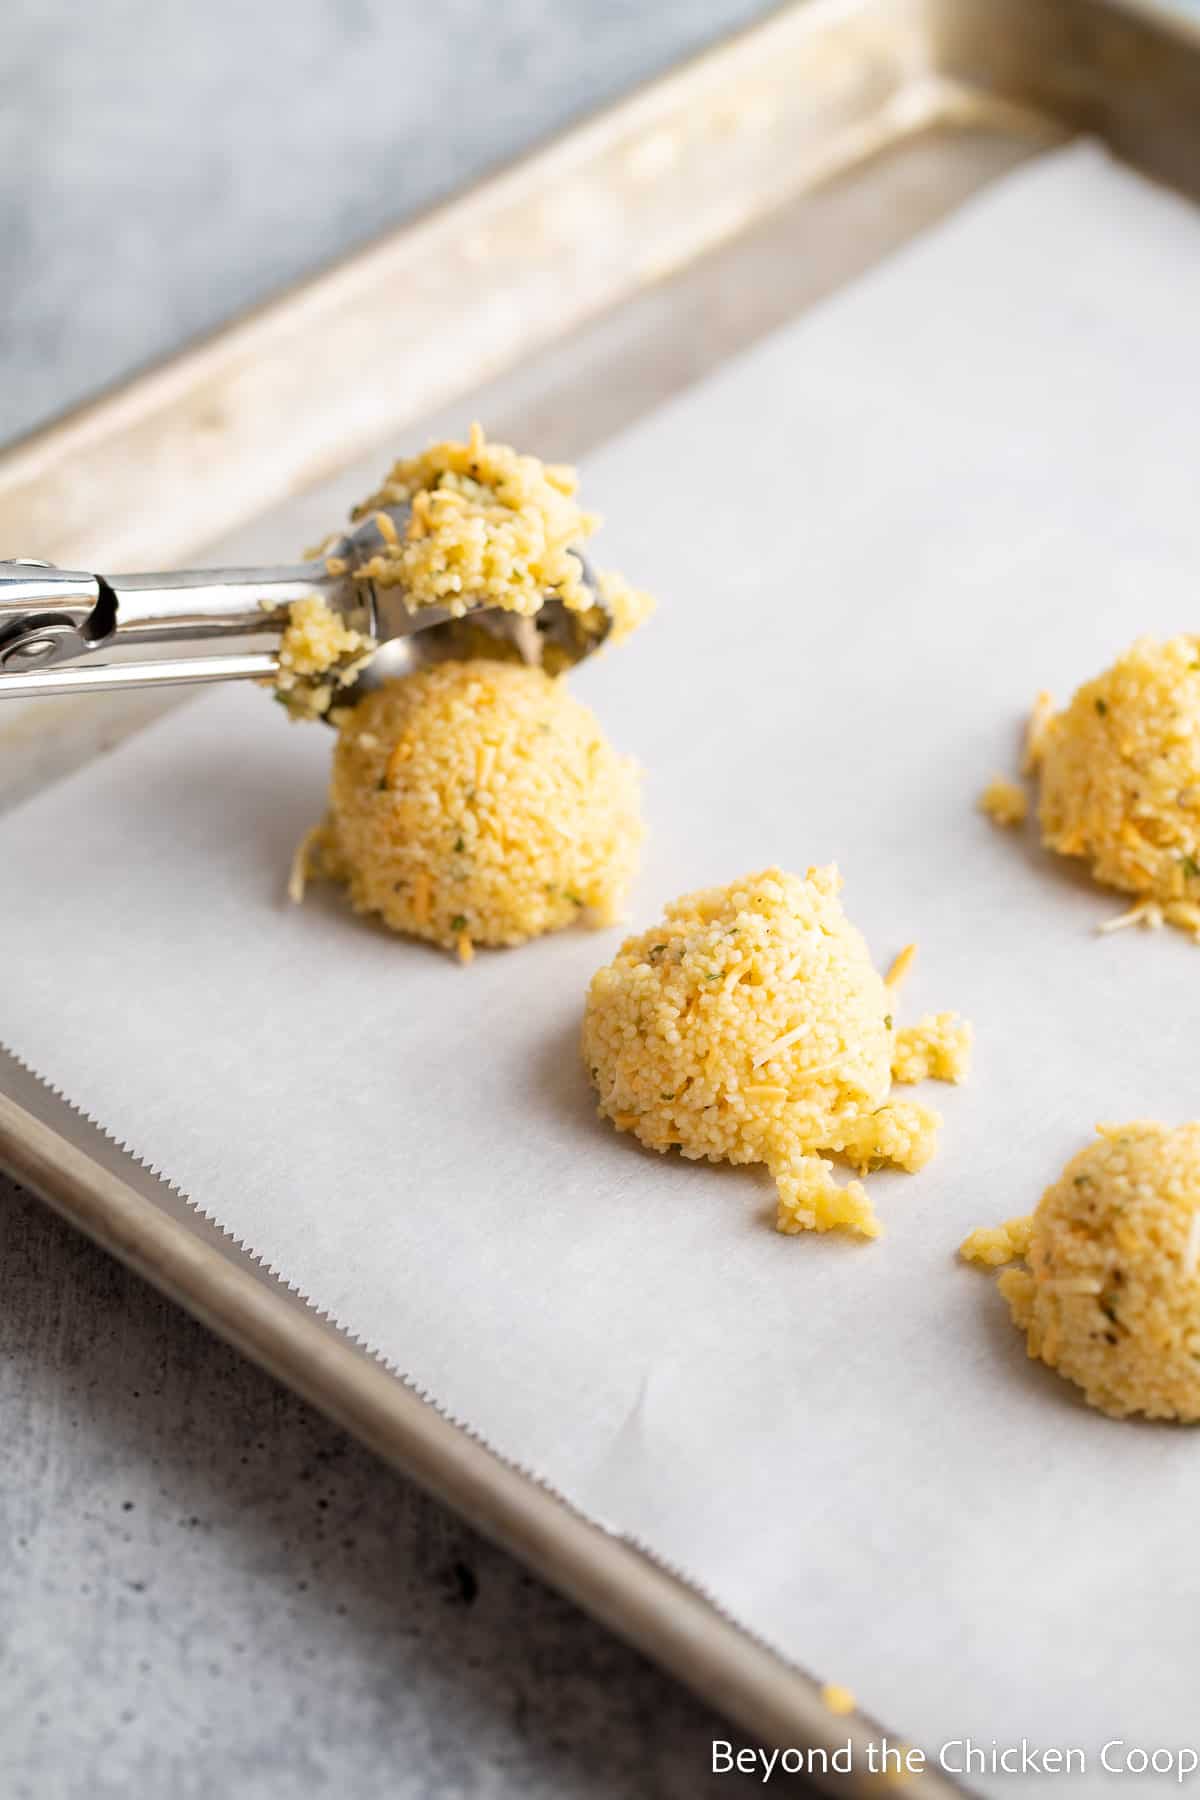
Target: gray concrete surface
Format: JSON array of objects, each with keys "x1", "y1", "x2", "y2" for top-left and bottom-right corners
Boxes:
[
  {"x1": 1, "y1": 10, "x2": 788, "y2": 1792},
  {"x1": 1, "y1": 0, "x2": 773, "y2": 446}
]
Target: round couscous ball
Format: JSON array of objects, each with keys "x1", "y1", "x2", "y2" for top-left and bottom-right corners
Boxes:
[
  {"x1": 582, "y1": 866, "x2": 970, "y2": 1239},
  {"x1": 962, "y1": 1122, "x2": 1200, "y2": 1421},
  {"x1": 297, "y1": 660, "x2": 642, "y2": 958},
  {"x1": 1033, "y1": 635, "x2": 1200, "y2": 938}
]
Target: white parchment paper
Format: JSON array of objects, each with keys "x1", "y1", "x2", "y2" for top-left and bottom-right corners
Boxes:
[{"x1": 5, "y1": 145, "x2": 1200, "y2": 1791}]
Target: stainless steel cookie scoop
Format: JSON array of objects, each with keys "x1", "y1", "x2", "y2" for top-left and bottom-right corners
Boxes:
[{"x1": 0, "y1": 504, "x2": 612, "y2": 706}]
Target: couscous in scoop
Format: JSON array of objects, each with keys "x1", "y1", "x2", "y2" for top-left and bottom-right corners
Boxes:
[{"x1": 0, "y1": 426, "x2": 651, "y2": 712}]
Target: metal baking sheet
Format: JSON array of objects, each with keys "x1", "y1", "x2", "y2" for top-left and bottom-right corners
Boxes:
[{"x1": 3, "y1": 1, "x2": 1198, "y2": 1787}]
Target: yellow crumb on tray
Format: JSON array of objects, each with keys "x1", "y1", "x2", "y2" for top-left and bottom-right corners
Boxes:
[
  {"x1": 961, "y1": 1122, "x2": 1200, "y2": 1420},
  {"x1": 978, "y1": 776, "x2": 1028, "y2": 827},
  {"x1": 273, "y1": 594, "x2": 373, "y2": 721},
  {"x1": 581, "y1": 867, "x2": 970, "y2": 1241},
  {"x1": 959, "y1": 1215, "x2": 1032, "y2": 1268},
  {"x1": 820, "y1": 1683, "x2": 856, "y2": 1717},
  {"x1": 294, "y1": 660, "x2": 642, "y2": 958},
  {"x1": 1030, "y1": 635, "x2": 1200, "y2": 941},
  {"x1": 891, "y1": 1013, "x2": 973, "y2": 1085}
]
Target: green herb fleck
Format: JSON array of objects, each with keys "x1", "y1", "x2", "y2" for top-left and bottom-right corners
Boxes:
[
  {"x1": 884, "y1": 1014, "x2": 893, "y2": 1031},
  {"x1": 648, "y1": 943, "x2": 667, "y2": 962},
  {"x1": 1182, "y1": 855, "x2": 1200, "y2": 880},
  {"x1": 454, "y1": 836, "x2": 465, "y2": 854},
  {"x1": 1095, "y1": 697, "x2": 1108, "y2": 716},
  {"x1": 450, "y1": 914, "x2": 467, "y2": 933},
  {"x1": 377, "y1": 775, "x2": 390, "y2": 792},
  {"x1": 661, "y1": 1092, "x2": 675, "y2": 1102},
  {"x1": 565, "y1": 891, "x2": 583, "y2": 907}
]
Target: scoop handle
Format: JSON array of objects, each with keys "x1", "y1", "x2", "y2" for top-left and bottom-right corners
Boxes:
[{"x1": 0, "y1": 559, "x2": 365, "y2": 698}]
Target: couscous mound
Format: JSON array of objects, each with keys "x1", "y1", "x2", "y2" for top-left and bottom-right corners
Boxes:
[
  {"x1": 1032, "y1": 635, "x2": 1200, "y2": 939},
  {"x1": 295, "y1": 660, "x2": 642, "y2": 959},
  {"x1": 582, "y1": 867, "x2": 970, "y2": 1239},
  {"x1": 962, "y1": 1122, "x2": 1200, "y2": 1421}
]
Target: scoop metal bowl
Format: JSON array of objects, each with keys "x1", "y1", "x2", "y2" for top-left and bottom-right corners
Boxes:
[{"x1": 0, "y1": 503, "x2": 613, "y2": 705}]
